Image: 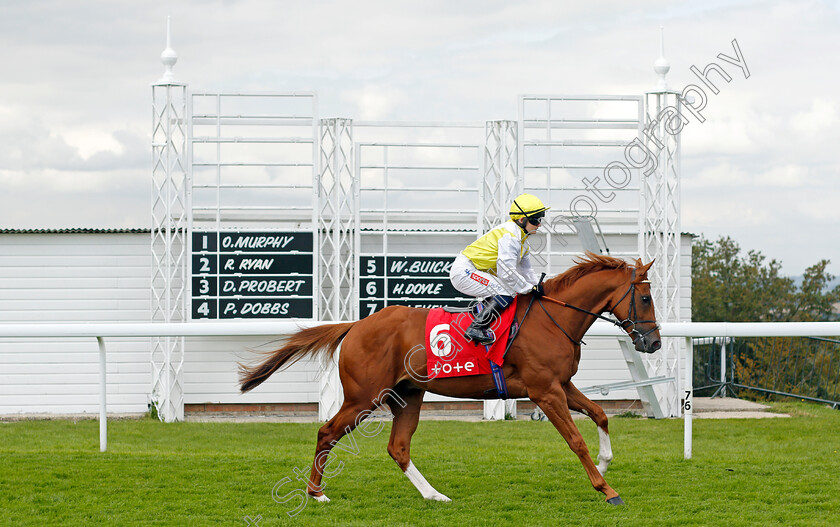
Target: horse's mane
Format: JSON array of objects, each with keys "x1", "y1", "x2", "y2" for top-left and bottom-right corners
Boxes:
[{"x1": 543, "y1": 251, "x2": 635, "y2": 295}]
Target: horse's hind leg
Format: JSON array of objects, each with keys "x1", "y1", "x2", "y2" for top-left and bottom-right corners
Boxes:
[
  {"x1": 565, "y1": 381, "x2": 613, "y2": 476},
  {"x1": 386, "y1": 388, "x2": 450, "y2": 502},
  {"x1": 306, "y1": 397, "x2": 377, "y2": 502}
]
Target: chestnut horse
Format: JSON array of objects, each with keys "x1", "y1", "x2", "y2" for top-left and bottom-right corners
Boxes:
[{"x1": 239, "y1": 253, "x2": 661, "y2": 505}]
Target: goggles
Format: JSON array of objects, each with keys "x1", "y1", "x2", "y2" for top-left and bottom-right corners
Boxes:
[{"x1": 527, "y1": 214, "x2": 544, "y2": 226}]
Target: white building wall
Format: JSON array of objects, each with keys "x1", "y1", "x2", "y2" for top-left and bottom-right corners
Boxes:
[
  {"x1": 0, "y1": 232, "x2": 152, "y2": 414},
  {"x1": 183, "y1": 337, "x2": 321, "y2": 405}
]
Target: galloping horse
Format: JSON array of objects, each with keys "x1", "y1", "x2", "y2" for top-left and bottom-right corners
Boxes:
[{"x1": 240, "y1": 253, "x2": 661, "y2": 505}]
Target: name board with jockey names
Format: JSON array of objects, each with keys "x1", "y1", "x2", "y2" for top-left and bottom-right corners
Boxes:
[
  {"x1": 359, "y1": 256, "x2": 472, "y2": 317},
  {"x1": 191, "y1": 231, "x2": 314, "y2": 319}
]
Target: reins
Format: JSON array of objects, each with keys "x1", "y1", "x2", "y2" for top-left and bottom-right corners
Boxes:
[
  {"x1": 535, "y1": 297, "x2": 585, "y2": 346},
  {"x1": 530, "y1": 268, "x2": 659, "y2": 347}
]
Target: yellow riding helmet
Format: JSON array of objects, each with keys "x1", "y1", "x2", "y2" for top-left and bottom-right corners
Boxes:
[{"x1": 509, "y1": 193, "x2": 550, "y2": 220}]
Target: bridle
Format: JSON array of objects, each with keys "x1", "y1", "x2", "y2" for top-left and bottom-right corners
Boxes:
[{"x1": 533, "y1": 268, "x2": 660, "y2": 349}]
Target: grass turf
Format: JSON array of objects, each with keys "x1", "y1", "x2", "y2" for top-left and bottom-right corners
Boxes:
[{"x1": 1, "y1": 402, "x2": 838, "y2": 526}]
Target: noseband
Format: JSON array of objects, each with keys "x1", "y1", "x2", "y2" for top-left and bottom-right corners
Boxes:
[{"x1": 535, "y1": 268, "x2": 660, "y2": 348}]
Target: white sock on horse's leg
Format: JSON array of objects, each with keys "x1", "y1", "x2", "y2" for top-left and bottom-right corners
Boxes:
[
  {"x1": 403, "y1": 461, "x2": 451, "y2": 502},
  {"x1": 312, "y1": 494, "x2": 330, "y2": 503},
  {"x1": 597, "y1": 426, "x2": 613, "y2": 476}
]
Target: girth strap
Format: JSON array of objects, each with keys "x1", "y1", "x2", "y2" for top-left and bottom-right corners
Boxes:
[{"x1": 488, "y1": 360, "x2": 508, "y2": 400}]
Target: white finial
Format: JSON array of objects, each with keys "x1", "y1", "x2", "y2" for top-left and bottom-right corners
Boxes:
[
  {"x1": 159, "y1": 16, "x2": 178, "y2": 83},
  {"x1": 653, "y1": 26, "x2": 670, "y2": 91}
]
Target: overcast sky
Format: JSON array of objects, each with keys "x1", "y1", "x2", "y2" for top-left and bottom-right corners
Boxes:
[{"x1": 1, "y1": 0, "x2": 838, "y2": 276}]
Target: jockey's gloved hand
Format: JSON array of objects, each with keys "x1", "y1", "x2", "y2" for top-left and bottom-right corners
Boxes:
[{"x1": 531, "y1": 283, "x2": 545, "y2": 297}]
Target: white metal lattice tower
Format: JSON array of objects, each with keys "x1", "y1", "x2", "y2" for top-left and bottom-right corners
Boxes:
[
  {"x1": 640, "y1": 28, "x2": 683, "y2": 417},
  {"x1": 151, "y1": 17, "x2": 187, "y2": 422},
  {"x1": 318, "y1": 118, "x2": 356, "y2": 321},
  {"x1": 317, "y1": 118, "x2": 355, "y2": 420},
  {"x1": 483, "y1": 121, "x2": 520, "y2": 233},
  {"x1": 482, "y1": 120, "x2": 521, "y2": 420}
]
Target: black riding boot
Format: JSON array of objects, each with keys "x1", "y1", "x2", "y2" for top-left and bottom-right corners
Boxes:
[{"x1": 464, "y1": 296, "x2": 511, "y2": 345}]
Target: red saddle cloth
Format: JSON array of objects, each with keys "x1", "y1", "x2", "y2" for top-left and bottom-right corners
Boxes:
[{"x1": 424, "y1": 298, "x2": 518, "y2": 379}]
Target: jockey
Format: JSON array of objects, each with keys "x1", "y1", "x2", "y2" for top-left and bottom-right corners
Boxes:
[{"x1": 449, "y1": 193, "x2": 549, "y2": 345}]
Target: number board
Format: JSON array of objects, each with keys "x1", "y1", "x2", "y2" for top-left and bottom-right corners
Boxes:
[
  {"x1": 191, "y1": 231, "x2": 314, "y2": 319},
  {"x1": 359, "y1": 256, "x2": 472, "y2": 317}
]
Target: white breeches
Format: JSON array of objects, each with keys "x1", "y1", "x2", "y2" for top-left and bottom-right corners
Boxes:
[{"x1": 449, "y1": 254, "x2": 515, "y2": 299}]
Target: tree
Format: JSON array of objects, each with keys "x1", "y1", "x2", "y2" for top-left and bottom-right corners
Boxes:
[
  {"x1": 790, "y1": 259, "x2": 840, "y2": 322},
  {"x1": 691, "y1": 236, "x2": 840, "y2": 402},
  {"x1": 692, "y1": 236, "x2": 793, "y2": 322},
  {"x1": 691, "y1": 236, "x2": 840, "y2": 322}
]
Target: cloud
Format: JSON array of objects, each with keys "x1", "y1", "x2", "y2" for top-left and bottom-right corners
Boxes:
[
  {"x1": 0, "y1": 107, "x2": 147, "y2": 174},
  {"x1": 683, "y1": 162, "x2": 751, "y2": 189},
  {"x1": 759, "y1": 164, "x2": 808, "y2": 187},
  {"x1": 61, "y1": 127, "x2": 126, "y2": 160},
  {"x1": 790, "y1": 98, "x2": 836, "y2": 136},
  {"x1": 680, "y1": 92, "x2": 780, "y2": 157},
  {"x1": 342, "y1": 84, "x2": 409, "y2": 121},
  {"x1": 682, "y1": 197, "x2": 771, "y2": 228}
]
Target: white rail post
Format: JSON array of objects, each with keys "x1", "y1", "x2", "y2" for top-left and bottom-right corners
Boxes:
[
  {"x1": 720, "y1": 338, "x2": 727, "y2": 397},
  {"x1": 97, "y1": 337, "x2": 108, "y2": 452},
  {"x1": 484, "y1": 400, "x2": 505, "y2": 421},
  {"x1": 684, "y1": 336, "x2": 693, "y2": 459}
]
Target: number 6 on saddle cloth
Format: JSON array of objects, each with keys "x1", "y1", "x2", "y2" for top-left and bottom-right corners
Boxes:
[{"x1": 424, "y1": 298, "x2": 519, "y2": 398}]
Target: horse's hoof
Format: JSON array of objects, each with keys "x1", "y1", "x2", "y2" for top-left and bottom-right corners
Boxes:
[
  {"x1": 606, "y1": 495, "x2": 625, "y2": 506},
  {"x1": 427, "y1": 493, "x2": 451, "y2": 502},
  {"x1": 312, "y1": 494, "x2": 330, "y2": 503}
]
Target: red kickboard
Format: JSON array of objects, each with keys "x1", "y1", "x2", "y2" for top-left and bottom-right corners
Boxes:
[{"x1": 424, "y1": 298, "x2": 517, "y2": 379}]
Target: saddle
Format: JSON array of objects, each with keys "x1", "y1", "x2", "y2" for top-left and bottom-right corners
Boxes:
[{"x1": 424, "y1": 298, "x2": 518, "y2": 381}]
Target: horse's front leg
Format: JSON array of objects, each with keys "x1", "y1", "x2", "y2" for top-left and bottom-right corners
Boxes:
[
  {"x1": 565, "y1": 381, "x2": 612, "y2": 476},
  {"x1": 530, "y1": 383, "x2": 624, "y2": 505}
]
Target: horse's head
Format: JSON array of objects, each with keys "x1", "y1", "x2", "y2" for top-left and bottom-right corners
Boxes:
[
  {"x1": 608, "y1": 259, "x2": 662, "y2": 353},
  {"x1": 542, "y1": 252, "x2": 663, "y2": 352}
]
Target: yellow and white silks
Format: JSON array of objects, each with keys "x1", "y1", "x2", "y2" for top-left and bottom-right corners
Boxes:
[{"x1": 449, "y1": 221, "x2": 539, "y2": 299}]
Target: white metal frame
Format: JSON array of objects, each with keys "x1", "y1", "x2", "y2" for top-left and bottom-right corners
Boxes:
[
  {"x1": 151, "y1": 91, "x2": 322, "y2": 421},
  {"x1": 144, "y1": 21, "x2": 690, "y2": 423},
  {"x1": 353, "y1": 128, "x2": 485, "y2": 314},
  {"x1": 641, "y1": 88, "x2": 684, "y2": 417},
  {"x1": 318, "y1": 118, "x2": 356, "y2": 321},
  {"x1": 518, "y1": 94, "x2": 645, "y2": 272},
  {"x1": 187, "y1": 92, "x2": 321, "y2": 322},
  {"x1": 483, "y1": 120, "x2": 520, "y2": 232},
  {"x1": 516, "y1": 94, "x2": 682, "y2": 417},
  {"x1": 151, "y1": 80, "x2": 189, "y2": 422},
  {"x1": 160, "y1": 93, "x2": 686, "y2": 421},
  {"x1": 188, "y1": 92, "x2": 319, "y2": 228}
]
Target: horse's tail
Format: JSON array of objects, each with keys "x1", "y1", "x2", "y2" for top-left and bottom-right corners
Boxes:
[{"x1": 238, "y1": 322, "x2": 356, "y2": 393}]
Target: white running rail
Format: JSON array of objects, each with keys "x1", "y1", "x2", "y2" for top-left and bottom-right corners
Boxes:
[{"x1": 1, "y1": 321, "x2": 839, "y2": 455}]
